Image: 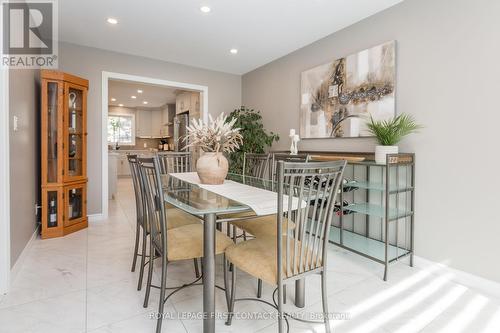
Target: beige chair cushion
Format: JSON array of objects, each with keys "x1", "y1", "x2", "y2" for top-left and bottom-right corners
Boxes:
[
  {"x1": 167, "y1": 224, "x2": 234, "y2": 261},
  {"x1": 219, "y1": 211, "x2": 256, "y2": 219},
  {"x1": 166, "y1": 208, "x2": 201, "y2": 229},
  {"x1": 146, "y1": 208, "x2": 200, "y2": 234},
  {"x1": 230, "y1": 215, "x2": 294, "y2": 238},
  {"x1": 225, "y1": 237, "x2": 319, "y2": 285}
]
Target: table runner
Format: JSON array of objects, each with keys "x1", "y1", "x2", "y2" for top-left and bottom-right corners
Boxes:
[{"x1": 169, "y1": 172, "x2": 306, "y2": 216}]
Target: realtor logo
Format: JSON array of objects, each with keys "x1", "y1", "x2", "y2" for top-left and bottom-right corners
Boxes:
[{"x1": 1, "y1": 0, "x2": 58, "y2": 68}]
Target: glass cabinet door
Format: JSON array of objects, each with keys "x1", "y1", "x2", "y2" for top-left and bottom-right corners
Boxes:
[
  {"x1": 42, "y1": 188, "x2": 63, "y2": 238},
  {"x1": 64, "y1": 83, "x2": 87, "y2": 182},
  {"x1": 64, "y1": 184, "x2": 86, "y2": 226},
  {"x1": 42, "y1": 80, "x2": 62, "y2": 184}
]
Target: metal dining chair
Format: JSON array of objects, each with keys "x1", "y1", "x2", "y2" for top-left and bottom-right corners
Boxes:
[
  {"x1": 270, "y1": 153, "x2": 311, "y2": 182},
  {"x1": 138, "y1": 157, "x2": 234, "y2": 333},
  {"x1": 156, "y1": 151, "x2": 204, "y2": 276},
  {"x1": 156, "y1": 151, "x2": 192, "y2": 174},
  {"x1": 228, "y1": 152, "x2": 310, "y2": 298},
  {"x1": 242, "y1": 152, "x2": 270, "y2": 178},
  {"x1": 224, "y1": 160, "x2": 346, "y2": 333},
  {"x1": 225, "y1": 153, "x2": 271, "y2": 237},
  {"x1": 227, "y1": 152, "x2": 306, "y2": 238},
  {"x1": 129, "y1": 154, "x2": 201, "y2": 292},
  {"x1": 127, "y1": 154, "x2": 149, "y2": 290}
]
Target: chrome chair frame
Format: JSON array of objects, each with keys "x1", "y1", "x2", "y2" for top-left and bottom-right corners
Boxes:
[
  {"x1": 128, "y1": 154, "x2": 150, "y2": 290},
  {"x1": 156, "y1": 151, "x2": 192, "y2": 173},
  {"x1": 155, "y1": 151, "x2": 201, "y2": 277},
  {"x1": 225, "y1": 160, "x2": 346, "y2": 333},
  {"x1": 242, "y1": 152, "x2": 270, "y2": 179},
  {"x1": 269, "y1": 153, "x2": 310, "y2": 182}
]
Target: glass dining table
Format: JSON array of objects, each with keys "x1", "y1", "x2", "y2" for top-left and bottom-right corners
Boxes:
[{"x1": 162, "y1": 173, "x2": 307, "y2": 333}]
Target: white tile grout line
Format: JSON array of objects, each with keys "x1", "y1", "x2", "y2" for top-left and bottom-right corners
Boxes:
[{"x1": 170, "y1": 299, "x2": 190, "y2": 333}]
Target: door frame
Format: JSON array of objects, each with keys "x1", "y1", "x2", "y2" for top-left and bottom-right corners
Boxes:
[
  {"x1": 100, "y1": 71, "x2": 208, "y2": 220},
  {"x1": 0, "y1": 62, "x2": 11, "y2": 294}
]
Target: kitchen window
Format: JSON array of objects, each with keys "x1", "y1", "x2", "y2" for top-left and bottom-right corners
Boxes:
[{"x1": 107, "y1": 114, "x2": 135, "y2": 146}]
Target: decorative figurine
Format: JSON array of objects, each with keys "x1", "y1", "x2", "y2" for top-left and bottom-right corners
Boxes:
[{"x1": 289, "y1": 129, "x2": 300, "y2": 155}]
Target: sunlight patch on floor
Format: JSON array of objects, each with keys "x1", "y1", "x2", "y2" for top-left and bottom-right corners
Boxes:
[
  {"x1": 394, "y1": 284, "x2": 467, "y2": 333},
  {"x1": 344, "y1": 273, "x2": 454, "y2": 333}
]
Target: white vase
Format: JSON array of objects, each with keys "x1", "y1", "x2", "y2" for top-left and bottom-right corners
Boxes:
[
  {"x1": 196, "y1": 152, "x2": 228, "y2": 185},
  {"x1": 375, "y1": 145, "x2": 399, "y2": 164}
]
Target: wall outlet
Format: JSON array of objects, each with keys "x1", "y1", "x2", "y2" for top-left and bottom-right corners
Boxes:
[
  {"x1": 143, "y1": 142, "x2": 147, "y2": 148},
  {"x1": 13, "y1": 115, "x2": 18, "y2": 131}
]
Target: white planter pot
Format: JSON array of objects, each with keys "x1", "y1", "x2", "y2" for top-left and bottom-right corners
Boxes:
[
  {"x1": 196, "y1": 152, "x2": 228, "y2": 185},
  {"x1": 375, "y1": 145, "x2": 398, "y2": 164}
]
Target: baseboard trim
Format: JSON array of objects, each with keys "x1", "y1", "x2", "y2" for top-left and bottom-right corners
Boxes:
[
  {"x1": 10, "y1": 225, "x2": 39, "y2": 285},
  {"x1": 414, "y1": 256, "x2": 500, "y2": 300},
  {"x1": 88, "y1": 213, "x2": 105, "y2": 222}
]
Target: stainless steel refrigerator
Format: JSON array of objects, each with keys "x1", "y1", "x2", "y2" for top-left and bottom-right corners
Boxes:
[{"x1": 174, "y1": 113, "x2": 189, "y2": 151}]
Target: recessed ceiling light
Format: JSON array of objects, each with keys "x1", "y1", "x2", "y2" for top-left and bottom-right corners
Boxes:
[
  {"x1": 200, "y1": 6, "x2": 211, "y2": 13},
  {"x1": 143, "y1": 101, "x2": 148, "y2": 105},
  {"x1": 111, "y1": 98, "x2": 116, "y2": 102},
  {"x1": 106, "y1": 17, "x2": 118, "y2": 25},
  {"x1": 230, "y1": 48, "x2": 238, "y2": 54},
  {"x1": 137, "y1": 89, "x2": 143, "y2": 93},
  {"x1": 118, "y1": 103, "x2": 124, "y2": 107},
  {"x1": 131, "y1": 95, "x2": 137, "y2": 99}
]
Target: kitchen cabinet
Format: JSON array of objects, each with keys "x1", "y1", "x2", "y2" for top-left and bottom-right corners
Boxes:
[
  {"x1": 160, "y1": 105, "x2": 174, "y2": 138},
  {"x1": 176, "y1": 92, "x2": 199, "y2": 115},
  {"x1": 117, "y1": 154, "x2": 131, "y2": 176},
  {"x1": 136, "y1": 110, "x2": 152, "y2": 138},
  {"x1": 108, "y1": 153, "x2": 118, "y2": 199},
  {"x1": 190, "y1": 93, "x2": 200, "y2": 117},
  {"x1": 151, "y1": 110, "x2": 162, "y2": 138},
  {"x1": 136, "y1": 109, "x2": 171, "y2": 138}
]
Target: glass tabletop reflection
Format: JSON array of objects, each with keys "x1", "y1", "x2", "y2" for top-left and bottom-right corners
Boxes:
[{"x1": 162, "y1": 173, "x2": 275, "y2": 216}]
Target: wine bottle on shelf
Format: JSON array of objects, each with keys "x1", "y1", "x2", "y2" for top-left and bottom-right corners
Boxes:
[
  {"x1": 71, "y1": 189, "x2": 81, "y2": 219},
  {"x1": 48, "y1": 198, "x2": 57, "y2": 227},
  {"x1": 68, "y1": 190, "x2": 74, "y2": 219},
  {"x1": 71, "y1": 109, "x2": 77, "y2": 133},
  {"x1": 69, "y1": 136, "x2": 76, "y2": 158},
  {"x1": 342, "y1": 178, "x2": 359, "y2": 192},
  {"x1": 334, "y1": 200, "x2": 354, "y2": 216}
]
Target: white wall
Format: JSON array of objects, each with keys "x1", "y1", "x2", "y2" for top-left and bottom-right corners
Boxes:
[
  {"x1": 58, "y1": 42, "x2": 242, "y2": 214},
  {"x1": 242, "y1": 0, "x2": 500, "y2": 281}
]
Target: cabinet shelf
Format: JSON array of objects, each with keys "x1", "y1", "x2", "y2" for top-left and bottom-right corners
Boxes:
[
  {"x1": 344, "y1": 180, "x2": 414, "y2": 194},
  {"x1": 343, "y1": 202, "x2": 413, "y2": 221},
  {"x1": 329, "y1": 226, "x2": 410, "y2": 263}
]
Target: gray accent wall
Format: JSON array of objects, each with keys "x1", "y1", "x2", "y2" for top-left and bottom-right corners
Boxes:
[
  {"x1": 9, "y1": 69, "x2": 39, "y2": 267},
  {"x1": 242, "y1": 0, "x2": 500, "y2": 281},
  {"x1": 58, "y1": 42, "x2": 242, "y2": 215}
]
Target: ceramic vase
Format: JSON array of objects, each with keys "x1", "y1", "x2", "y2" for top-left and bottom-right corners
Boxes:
[{"x1": 196, "y1": 152, "x2": 228, "y2": 185}]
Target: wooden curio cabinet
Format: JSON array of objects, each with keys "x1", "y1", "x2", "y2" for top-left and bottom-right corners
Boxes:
[{"x1": 41, "y1": 70, "x2": 88, "y2": 239}]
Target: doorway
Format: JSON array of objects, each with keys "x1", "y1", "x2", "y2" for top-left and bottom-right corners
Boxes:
[{"x1": 100, "y1": 72, "x2": 208, "y2": 220}]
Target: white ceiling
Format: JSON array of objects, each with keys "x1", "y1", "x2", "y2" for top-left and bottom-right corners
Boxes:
[
  {"x1": 108, "y1": 80, "x2": 178, "y2": 108},
  {"x1": 59, "y1": 0, "x2": 404, "y2": 74}
]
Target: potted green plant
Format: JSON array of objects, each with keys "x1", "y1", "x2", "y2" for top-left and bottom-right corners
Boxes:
[
  {"x1": 367, "y1": 113, "x2": 422, "y2": 164},
  {"x1": 227, "y1": 106, "x2": 279, "y2": 174}
]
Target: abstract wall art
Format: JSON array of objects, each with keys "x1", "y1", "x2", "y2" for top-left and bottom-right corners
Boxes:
[{"x1": 300, "y1": 41, "x2": 396, "y2": 138}]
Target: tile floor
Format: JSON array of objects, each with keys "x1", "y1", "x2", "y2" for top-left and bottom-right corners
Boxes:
[{"x1": 1, "y1": 178, "x2": 500, "y2": 333}]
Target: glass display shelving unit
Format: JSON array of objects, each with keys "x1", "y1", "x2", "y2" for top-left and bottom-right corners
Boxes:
[
  {"x1": 41, "y1": 70, "x2": 88, "y2": 239},
  {"x1": 332, "y1": 153, "x2": 415, "y2": 281}
]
